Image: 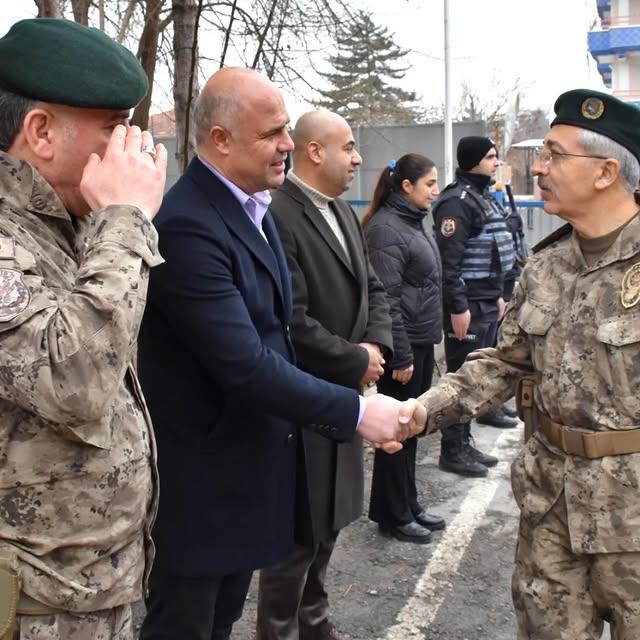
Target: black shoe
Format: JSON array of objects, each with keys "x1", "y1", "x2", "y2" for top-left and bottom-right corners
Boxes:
[
  {"x1": 439, "y1": 448, "x2": 488, "y2": 477},
  {"x1": 476, "y1": 407, "x2": 518, "y2": 429},
  {"x1": 500, "y1": 405, "x2": 518, "y2": 419},
  {"x1": 464, "y1": 439, "x2": 498, "y2": 468},
  {"x1": 414, "y1": 509, "x2": 446, "y2": 531},
  {"x1": 378, "y1": 521, "x2": 432, "y2": 544}
]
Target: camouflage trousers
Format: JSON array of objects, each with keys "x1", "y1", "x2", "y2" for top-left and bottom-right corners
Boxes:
[
  {"x1": 13, "y1": 604, "x2": 133, "y2": 640},
  {"x1": 512, "y1": 493, "x2": 640, "y2": 640}
]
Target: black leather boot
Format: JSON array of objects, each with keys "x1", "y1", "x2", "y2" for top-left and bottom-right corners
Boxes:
[
  {"x1": 500, "y1": 404, "x2": 518, "y2": 419},
  {"x1": 476, "y1": 407, "x2": 518, "y2": 429},
  {"x1": 463, "y1": 437, "x2": 498, "y2": 467},
  {"x1": 439, "y1": 446, "x2": 488, "y2": 477}
]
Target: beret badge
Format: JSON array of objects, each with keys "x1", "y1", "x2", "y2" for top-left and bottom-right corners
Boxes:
[{"x1": 581, "y1": 97, "x2": 605, "y2": 120}]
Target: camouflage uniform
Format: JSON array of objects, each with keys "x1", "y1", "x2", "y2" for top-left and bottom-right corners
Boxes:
[
  {"x1": 419, "y1": 216, "x2": 640, "y2": 639},
  {"x1": 0, "y1": 152, "x2": 161, "y2": 638}
]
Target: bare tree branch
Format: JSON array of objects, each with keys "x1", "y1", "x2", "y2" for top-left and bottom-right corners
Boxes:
[
  {"x1": 219, "y1": 0, "x2": 237, "y2": 68},
  {"x1": 251, "y1": 0, "x2": 278, "y2": 69},
  {"x1": 117, "y1": 0, "x2": 139, "y2": 43}
]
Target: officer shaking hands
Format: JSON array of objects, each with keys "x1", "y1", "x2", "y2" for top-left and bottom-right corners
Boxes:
[
  {"x1": 420, "y1": 88, "x2": 640, "y2": 640},
  {"x1": 433, "y1": 136, "x2": 518, "y2": 478}
]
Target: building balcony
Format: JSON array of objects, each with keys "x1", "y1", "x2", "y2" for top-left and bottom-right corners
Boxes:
[
  {"x1": 589, "y1": 26, "x2": 640, "y2": 56},
  {"x1": 601, "y1": 14, "x2": 640, "y2": 27}
]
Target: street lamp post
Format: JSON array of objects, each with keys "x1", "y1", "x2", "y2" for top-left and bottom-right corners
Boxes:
[{"x1": 443, "y1": 0, "x2": 453, "y2": 183}]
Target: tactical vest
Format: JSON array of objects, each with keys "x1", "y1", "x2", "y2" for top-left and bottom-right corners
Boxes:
[{"x1": 434, "y1": 181, "x2": 516, "y2": 279}]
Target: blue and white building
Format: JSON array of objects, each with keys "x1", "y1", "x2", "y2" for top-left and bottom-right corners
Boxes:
[{"x1": 589, "y1": 0, "x2": 640, "y2": 106}]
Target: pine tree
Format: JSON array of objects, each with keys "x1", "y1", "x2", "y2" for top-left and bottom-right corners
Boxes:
[{"x1": 316, "y1": 11, "x2": 423, "y2": 125}]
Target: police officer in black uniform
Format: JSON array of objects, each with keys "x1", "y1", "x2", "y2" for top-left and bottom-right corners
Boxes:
[{"x1": 433, "y1": 136, "x2": 517, "y2": 477}]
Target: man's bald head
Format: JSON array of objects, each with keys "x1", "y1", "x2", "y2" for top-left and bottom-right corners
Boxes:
[
  {"x1": 290, "y1": 109, "x2": 361, "y2": 198},
  {"x1": 292, "y1": 110, "x2": 350, "y2": 159},
  {"x1": 193, "y1": 67, "x2": 293, "y2": 194},
  {"x1": 193, "y1": 67, "x2": 280, "y2": 146}
]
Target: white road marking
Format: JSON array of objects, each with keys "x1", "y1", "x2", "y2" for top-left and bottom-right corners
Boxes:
[{"x1": 383, "y1": 428, "x2": 521, "y2": 640}]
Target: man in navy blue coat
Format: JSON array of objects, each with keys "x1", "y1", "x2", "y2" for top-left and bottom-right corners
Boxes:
[{"x1": 137, "y1": 67, "x2": 426, "y2": 640}]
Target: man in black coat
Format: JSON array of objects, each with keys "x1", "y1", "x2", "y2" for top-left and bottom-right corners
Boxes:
[
  {"x1": 433, "y1": 136, "x2": 517, "y2": 478},
  {"x1": 256, "y1": 110, "x2": 393, "y2": 640},
  {"x1": 137, "y1": 68, "x2": 426, "y2": 640}
]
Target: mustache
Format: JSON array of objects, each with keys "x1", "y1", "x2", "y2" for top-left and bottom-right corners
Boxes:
[{"x1": 538, "y1": 179, "x2": 553, "y2": 192}]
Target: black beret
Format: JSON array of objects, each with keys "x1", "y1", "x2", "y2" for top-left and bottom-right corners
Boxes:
[
  {"x1": 0, "y1": 18, "x2": 148, "y2": 109},
  {"x1": 551, "y1": 88, "x2": 640, "y2": 161},
  {"x1": 456, "y1": 136, "x2": 497, "y2": 171}
]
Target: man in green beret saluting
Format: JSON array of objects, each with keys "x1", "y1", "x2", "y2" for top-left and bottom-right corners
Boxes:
[
  {"x1": 417, "y1": 88, "x2": 640, "y2": 639},
  {"x1": 0, "y1": 17, "x2": 166, "y2": 640}
]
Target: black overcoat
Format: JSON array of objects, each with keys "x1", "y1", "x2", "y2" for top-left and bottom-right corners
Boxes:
[{"x1": 271, "y1": 179, "x2": 392, "y2": 541}]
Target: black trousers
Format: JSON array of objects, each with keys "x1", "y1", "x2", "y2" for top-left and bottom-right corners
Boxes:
[
  {"x1": 369, "y1": 345, "x2": 434, "y2": 527},
  {"x1": 256, "y1": 537, "x2": 337, "y2": 640},
  {"x1": 139, "y1": 567, "x2": 253, "y2": 640},
  {"x1": 441, "y1": 299, "x2": 499, "y2": 451}
]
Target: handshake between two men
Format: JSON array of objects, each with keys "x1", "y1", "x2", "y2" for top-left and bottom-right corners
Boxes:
[
  {"x1": 356, "y1": 342, "x2": 426, "y2": 453},
  {"x1": 358, "y1": 394, "x2": 427, "y2": 454}
]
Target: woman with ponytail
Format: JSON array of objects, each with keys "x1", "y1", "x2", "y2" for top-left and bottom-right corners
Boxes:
[{"x1": 363, "y1": 153, "x2": 446, "y2": 544}]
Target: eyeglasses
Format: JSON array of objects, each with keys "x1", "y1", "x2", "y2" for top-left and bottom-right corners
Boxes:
[{"x1": 534, "y1": 148, "x2": 608, "y2": 167}]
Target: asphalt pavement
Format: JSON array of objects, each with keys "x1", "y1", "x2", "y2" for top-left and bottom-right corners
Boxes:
[
  {"x1": 229, "y1": 415, "x2": 612, "y2": 640},
  {"x1": 232, "y1": 418, "x2": 522, "y2": 639}
]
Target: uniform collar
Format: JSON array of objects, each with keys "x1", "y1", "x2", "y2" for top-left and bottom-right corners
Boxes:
[
  {"x1": 571, "y1": 211, "x2": 640, "y2": 272},
  {"x1": 455, "y1": 168, "x2": 492, "y2": 193},
  {"x1": 0, "y1": 151, "x2": 71, "y2": 222}
]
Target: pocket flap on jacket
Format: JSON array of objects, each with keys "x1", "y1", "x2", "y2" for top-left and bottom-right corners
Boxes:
[
  {"x1": 597, "y1": 317, "x2": 640, "y2": 346},
  {"x1": 518, "y1": 298, "x2": 555, "y2": 336}
]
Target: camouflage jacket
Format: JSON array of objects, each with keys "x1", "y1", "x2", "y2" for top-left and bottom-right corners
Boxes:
[
  {"x1": 421, "y1": 214, "x2": 640, "y2": 554},
  {"x1": 0, "y1": 152, "x2": 162, "y2": 611}
]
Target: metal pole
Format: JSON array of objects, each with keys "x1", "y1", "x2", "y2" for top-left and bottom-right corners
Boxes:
[{"x1": 443, "y1": 0, "x2": 453, "y2": 183}]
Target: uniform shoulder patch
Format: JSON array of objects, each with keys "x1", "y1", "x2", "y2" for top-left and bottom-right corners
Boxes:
[
  {"x1": 440, "y1": 217, "x2": 457, "y2": 238},
  {"x1": 0, "y1": 268, "x2": 30, "y2": 322},
  {"x1": 0, "y1": 237, "x2": 15, "y2": 260},
  {"x1": 621, "y1": 262, "x2": 640, "y2": 309}
]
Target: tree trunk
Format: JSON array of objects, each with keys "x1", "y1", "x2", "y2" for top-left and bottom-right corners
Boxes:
[
  {"x1": 71, "y1": 0, "x2": 91, "y2": 24},
  {"x1": 34, "y1": 0, "x2": 61, "y2": 17},
  {"x1": 131, "y1": 0, "x2": 166, "y2": 130},
  {"x1": 172, "y1": 0, "x2": 201, "y2": 173}
]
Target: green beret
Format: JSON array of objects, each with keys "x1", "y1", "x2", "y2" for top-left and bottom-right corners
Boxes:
[
  {"x1": 551, "y1": 88, "x2": 640, "y2": 161},
  {"x1": 0, "y1": 18, "x2": 148, "y2": 109}
]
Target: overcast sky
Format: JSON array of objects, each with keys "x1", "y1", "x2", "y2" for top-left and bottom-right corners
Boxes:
[
  {"x1": 366, "y1": 0, "x2": 604, "y2": 115},
  {"x1": 1, "y1": 0, "x2": 604, "y2": 122}
]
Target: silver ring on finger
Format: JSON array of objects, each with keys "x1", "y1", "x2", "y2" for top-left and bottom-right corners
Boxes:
[{"x1": 141, "y1": 145, "x2": 157, "y2": 158}]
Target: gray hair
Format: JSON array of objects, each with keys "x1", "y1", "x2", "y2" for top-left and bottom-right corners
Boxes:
[
  {"x1": 577, "y1": 128, "x2": 640, "y2": 193},
  {"x1": 0, "y1": 89, "x2": 34, "y2": 152},
  {"x1": 192, "y1": 89, "x2": 240, "y2": 147}
]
